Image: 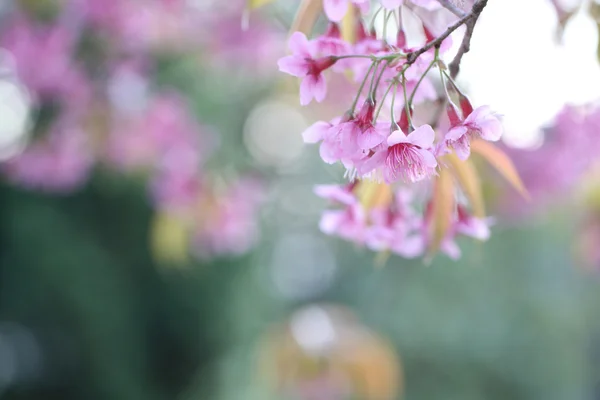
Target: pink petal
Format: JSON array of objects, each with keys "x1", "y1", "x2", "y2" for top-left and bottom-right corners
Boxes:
[
  {"x1": 353, "y1": 0, "x2": 371, "y2": 14},
  {"x1": 299, "y1": 75, "x2": 317, "y2": 105},
  {"x1": 445, "y1": 125, "x2": 468, "y2": 141},
  {"x1": 278, "y1": 55, "x2": 309, "y2": 77},
  {"x1": 458, "y1": 218, "x2": 490, "y2": 240},
  {"x1": 314, "y1": 184, "x2": 356, "y2": 205},
  {"x1": 418, "y1": 148, "x2": 438, "y2": 168},
  {"x1": 465, "y1": 105, "x2": 491, "y2": 124},
  {"x1": 288, "y1": 32, "x2": 311, "y2": 56},
  {"x1": 479, "y1": 118, "x2": 503, "y2": 141},
  {"x1": 357, "y1": 125, "x2": 387, "y2": 150},
  {"x1": 393, "y1": 235, "x2": 425, "y2": 258},
  {"x1": 356, "y1": 150, "x2": 386, "y2": 175},
  {"x1": 441, "y1": 238, "x2": 461, "y2": 260},
  {"x1": 453, "y1": 138, "x2": 471, "y2": 160},
  {"x1": 319, "y1": 210, "x2": 344, "y2": 234},
  {"x1": 387, "y1": 129, "x2": 409, "y2": 146},
  {"x1": 319, "y1": 140, "x2": 340, "y2": 164},
  {"x1": 408, "y1": 124, "x2": 435, "y2": 148},
  {"x1": 302, "y1": 121, "x2": 330, "y2": 143},
  {"x1": 312, "y1": 74, "x2": 327, "y2": 103},
  {"x1": 323, "y1": 0, "x2": 349, "y2": 22}
]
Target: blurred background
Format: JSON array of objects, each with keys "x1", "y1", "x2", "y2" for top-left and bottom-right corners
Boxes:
[{"x1": 1, "y1": 0, "x2": 600, "y2": 399}]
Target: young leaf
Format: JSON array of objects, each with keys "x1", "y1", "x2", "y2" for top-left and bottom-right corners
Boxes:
[
  {"x1": 247, "y1": 0, "x2": 276, "y2": 9},
  {"x1": 355, "y1": 180, "x2": 393, "y2": 211},
  {"x1": 150, "y1": 211, "x2": 190, "y2": 266},
  {"x1": 470, "y1": 140, "x2": 530, "y2": 200},
  {"x1": 341, "y1": 4, "x2": 357, "y2": 43},
  {"x1": 290, "y1": 0, "x2": 323, "y2": 35},
  {"x1": 427, "y1": 168, "x2": 455, "y2": 257},
  {"x1": 445, "y1": 153, "x2": 486, "y2": 218}
]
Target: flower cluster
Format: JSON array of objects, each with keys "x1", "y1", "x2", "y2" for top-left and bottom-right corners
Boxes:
[
  {"x1": 279, "y1": 0, "x2": 502, "y2": 260},
  {"x1": 0, "y1": 1, "x2": 274, "y2": 260}
]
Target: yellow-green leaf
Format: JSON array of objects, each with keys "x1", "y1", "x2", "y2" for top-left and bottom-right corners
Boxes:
[
  {"x1": 247, "y1": 0, "x2": 276, "y2": 9},
  {"x1": 445, "y1": 153, "x2": 485, "y2": 218},
  {"x1": 427, "y1": 168, "x2": 455, "y2": 257},
  {"x1": 290, "y1": 0, "x2": 323, "y2": 36},
  {"x1": 150, "y1": 211, "x2": 190, "y2": 266},
  {"x1": 470, "y1": 140, "x2": 530, "y2": 200}
]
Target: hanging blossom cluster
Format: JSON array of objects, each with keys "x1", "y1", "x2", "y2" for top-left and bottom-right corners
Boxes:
[
  {"x1": 279, "y1": 0, "x2": 506, "y2": 260},
  {"x1": 0, "y1": 0, "x2": 275, "y2": 260}
]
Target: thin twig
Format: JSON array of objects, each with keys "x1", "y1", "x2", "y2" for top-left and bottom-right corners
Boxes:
[
  {"x1": 448, "y1": 0, "x2": 489, "y2": 79},
  {"x1": 404, "y1": 0, "x2": 487, "y2": 66},
  {"x1": 436, "y1": 0, "x2": 467, "y2": 18}
]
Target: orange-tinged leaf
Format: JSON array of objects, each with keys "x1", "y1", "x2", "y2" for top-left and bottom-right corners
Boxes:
[
  {"x1": 290, "y1": 0, "x2": 323, "y2": 36},
  {"x1": 427, "y1": 169, "x2": 455, "y2": 257},
  {"x1": 341, "y1": 4, "x2": 357, "y2": 43},
  {"x1": 470, "y1": 140, "x2": 530, "y2": 200},
  {"x1": 445, "y1": 153, "x2": 485, "y2": 218},
  {"x1": 355, "y1": 180, "x2": 393, "y2": 211}
]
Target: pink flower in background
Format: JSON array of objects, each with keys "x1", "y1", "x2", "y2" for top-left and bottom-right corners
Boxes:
[
  {"x1": 3, "y1": 122, "x2": 94, "y2": 193},
  {"x1": 445, "y1": 106, "x2": 503, "y2": 160},
  {"x1": 278, "y1": 32, "x2": 338, "y2": 105},
  {"x1": 323, "y1": 0, "x2": 370, "y2": 22},
  {"x1": 106, "y1": 94, "x2": 208, "y2": 172},
  {"x1": 365, "y1": 190, "x2": 424, "y2": 257},
  {"x1": 439, "y1": 206, "x2": 491, "y2": 260},
  {"x1": 506, "y1": 104, "x2": 600, "y2": 210},
  {"x1": 192, "y1": 178, "x2": 266, "y2": 258},
  {"x1": 1, "y1": 17, "x2": 87, "y2": 103}
]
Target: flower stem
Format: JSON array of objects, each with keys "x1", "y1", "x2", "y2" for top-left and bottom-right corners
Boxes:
[{"x1": 350, "y1": 62, "x2": 376, "y2": 114}]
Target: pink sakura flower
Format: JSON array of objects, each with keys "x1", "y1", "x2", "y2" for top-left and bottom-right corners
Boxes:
[
  {"x1": 365, "y1": 190, "x2": 425, "y2": 257},
  {"x1": 315, "y1": 184, "x2": 367, "y2": 243},
  {"x1": 315, "y1": 23, "x2": 353, "y2": 71},
  {"x1": 340, "y1": 100, "x2": 389, "y2": 153},
  {"x1": 319, "y1": 203, "x2": 367, "y2": 243},
  {"x1": 302, "y1": 104, "x2": 388, "y2": 167},
  {"x1": 445, "y1": 105, "x2": 503, "y2": 160},
  {"x1": 323, "y1": 0, "x2": 370, "y2": 22},
  {"x1": 278, "y1": 32, "x2": 338, "y2": 105},
  {"x1": 440, "y1": 206, "x2": 492, "y2": 260},
  {"x1": 362, "y1": 125, "x2": 438, "y2": 183}
]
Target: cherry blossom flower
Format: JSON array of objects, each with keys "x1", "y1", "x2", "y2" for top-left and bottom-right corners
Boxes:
[
  {"x1": 373, "y1": 125, "x2": 438, "y2": 183},
  {"x1": 278, "y1": 32, "x2": 338, "y2": 105},
  {"x1": 445, "y1": 105, "x2": 503, "y2": 160}
]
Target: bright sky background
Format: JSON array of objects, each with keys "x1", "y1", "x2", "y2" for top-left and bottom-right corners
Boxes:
[{"x1": 456, "y1": 0, "x2": 600, "y2": 147}]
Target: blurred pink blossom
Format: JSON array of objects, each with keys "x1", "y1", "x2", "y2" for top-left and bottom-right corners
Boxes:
[
  {"x1": 192, "y1": 177, "x2": 266, "y2": 258},
  {"x1": 3, "y1": 121, "x2": 94, "y2": 193},
  {"x1": 1, "y1": 16, "x2": 89, "y2": 105}
]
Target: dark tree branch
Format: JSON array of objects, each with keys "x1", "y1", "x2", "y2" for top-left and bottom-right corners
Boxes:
[
  {"x1": 405, "y1": 0, "x2": 489, "y2": 67},
  {"x1": 448, "y1": 0, "x2": 489, "y2": 79},
  {"x1": 436, "y1": 0, "x2": 467, "y2": 18}
]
